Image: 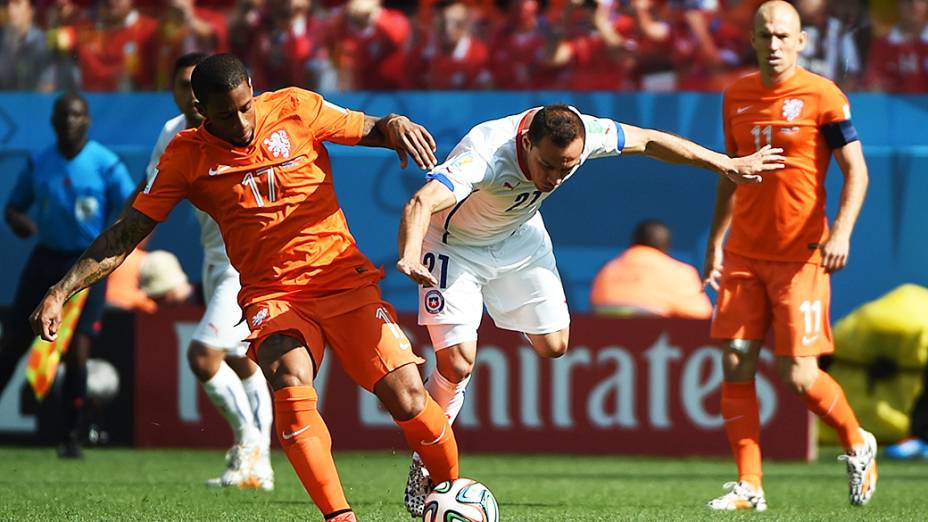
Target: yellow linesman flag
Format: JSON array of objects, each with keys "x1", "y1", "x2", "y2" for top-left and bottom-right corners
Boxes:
[{"x1": 25, "y1": 289, "x2": 90, "y2": 401}]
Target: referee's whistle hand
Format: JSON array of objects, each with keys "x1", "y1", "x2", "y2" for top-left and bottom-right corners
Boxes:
[{"x1": 30, "y1": 292, "x2": 64, "y2": 341}]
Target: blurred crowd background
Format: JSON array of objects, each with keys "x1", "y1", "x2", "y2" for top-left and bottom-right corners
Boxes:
[{"x1": 1, "y1": 0, "x2": 926, "y2": 93}]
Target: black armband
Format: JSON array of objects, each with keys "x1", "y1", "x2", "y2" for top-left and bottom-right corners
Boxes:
[{"x1": 821, "y1": 120, "x2": 859, "y2": 149}]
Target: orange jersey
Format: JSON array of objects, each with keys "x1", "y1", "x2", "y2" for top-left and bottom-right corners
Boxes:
[
  {"x1": 722, "y1": 67, "x2": 852, "y2": 263},
  {"x1": 133, "y1": 87, "x2": 380, "y2": 309}
]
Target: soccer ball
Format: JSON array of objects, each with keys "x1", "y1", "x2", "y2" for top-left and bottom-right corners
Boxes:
[
  {"x1": 423, "y1": 478, "x2": 498, "y2": 522},
  {"x1": 86, "y1": 359, "x2": 120, "y2": 402}
]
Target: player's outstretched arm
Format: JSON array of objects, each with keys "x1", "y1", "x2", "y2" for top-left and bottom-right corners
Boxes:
[
  {"x1": 358, "y1": 114, "x2": 438, "y2": 170},
  {"x1": 397, "y1": 180, "x2": 457, "y2": 287},
  {"x1": 820, "y1": 140, "x2": 868, "y2": 273},
  {"x1": 30, "y1": 208, "x2": 157, "y2": 341},
  {"x1": 703, "y1": 178, "x2": 737, "y2": 290},
  {"x1": 619, "y1": 123, "x2": 785, "y2": 184}
]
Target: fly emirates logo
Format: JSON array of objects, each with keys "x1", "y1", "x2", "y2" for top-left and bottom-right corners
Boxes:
[{"x1": 357, "y1": 332, "x2": 781, "y2": 432}]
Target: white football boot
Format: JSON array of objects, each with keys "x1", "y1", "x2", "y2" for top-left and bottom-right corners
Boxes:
[
  {"x1": 707, "y1": 481, "x2": 768, "y2": 512},
  {"x1": 839, "y1": 428, "x2": 878, "y2": 506},
  {"x1": 206, "y1": 441, "x2": 269, "y2": 490},
  {"x1": 239, "y1": 446, "x2": 274, "y2": 491},
  {"x1": 206, "y1": 444, "x2": 247, "y2": 488},
  {"x1": 404, "y1": 453, "x2": 431, "y2": 517}
]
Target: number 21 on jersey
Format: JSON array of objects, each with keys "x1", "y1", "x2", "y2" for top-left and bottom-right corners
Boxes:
[
  {"x1": 506, "y1": 190, "x2": 542, "y2": 212},
  {"x1": 423, "y1": 252, "x2": 449, "y2": 288}
]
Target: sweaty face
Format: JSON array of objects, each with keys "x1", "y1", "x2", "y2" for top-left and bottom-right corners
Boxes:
[
  {"x1": 752, "y1": 5, "x2": 805, "y2": 79},
  {"x1": 522, "y1": 135, "x2": 583, "y2": 193},
  {"x1": 172, "y1": 65, "x2": 203, "y2": 128},
  {"x1": 52, "y1": 98, "x2": 90, "y2": 146},
  {"x1": 199, "y1": 80, "x2": 256, "y2": 148}
]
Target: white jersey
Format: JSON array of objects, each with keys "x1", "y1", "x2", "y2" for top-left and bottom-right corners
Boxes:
[
  {"x1": 426, "y1": 108, "x2": 625, "y2": 246},
  {"x1": 146, "y1": 114, "x2": 230, "y2": 267}
]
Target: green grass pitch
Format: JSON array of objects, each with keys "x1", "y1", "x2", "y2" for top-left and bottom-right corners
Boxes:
[{"x1": 1, "y1": 447, "x2": 925, "y2": 521}]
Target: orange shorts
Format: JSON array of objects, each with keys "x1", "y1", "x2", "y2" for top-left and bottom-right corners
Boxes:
[
  {"x1": 243, "y1": 284, "x2": 424, "y2": 391},
  {"x1": 710, "y1": 251, "x2": 833, "y2": 357}
]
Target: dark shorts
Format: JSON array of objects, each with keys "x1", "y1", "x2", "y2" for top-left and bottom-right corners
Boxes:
[{"x1": 4, "y1": 245, "x2": 107, "y2": 340}]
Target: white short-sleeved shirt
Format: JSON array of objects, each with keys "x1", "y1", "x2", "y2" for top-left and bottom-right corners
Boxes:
[
  {"x1": 426, "y1": 107, "x2": 625, "y2": 246},
  {"x1": 145, "y1": 114, "x2": 230, "y2": 267}
]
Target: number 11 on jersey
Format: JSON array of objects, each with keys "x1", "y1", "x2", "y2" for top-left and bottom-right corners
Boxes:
[{"x1": 751, "y1": 125, "x2": 772, "y2": 151}]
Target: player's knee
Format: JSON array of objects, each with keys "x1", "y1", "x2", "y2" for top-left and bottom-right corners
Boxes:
[
  {"x1": 780, "y1": 372, "x2": 815, "y2": 395},
  {"x1": 398, "y1": 385, "x2": 428, "y2": 420},
  {"x1": 186, "y1": 342, "x2": 223, "y2": 382},
  {"x1": 374, "y1": 364, "x2": 429, "y2": 420},
  {"x1": 722, "y1": 340, "x2": 760, "y2": 380},
  {"x1": 776, "y1": 359, "x2": 817, "y2": 395},
  {"x1": 531, "y1": 335, "x2": 569, "y2": 359},
  {"x1": 382, "y1": 381, "x2": 427, "y2": 421},
  {"x1": 438, "y1": 351, "x2": 474, "y2": 383},
  {"x1": 256, "y1": 334, "x2": 313, "y2": 390}
]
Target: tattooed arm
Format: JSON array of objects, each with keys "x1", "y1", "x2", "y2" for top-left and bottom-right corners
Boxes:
[{"x1": 30, "y1": 208, "x2": 157, "y2": 340}]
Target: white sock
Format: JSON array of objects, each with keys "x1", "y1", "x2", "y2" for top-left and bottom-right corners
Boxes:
[
  {"x1": 240, "y1": 369, "x2": 273, "y2": 448},
  {"x1": 426, "y1": 368, "x2": 471, "y2": 425},
  {"x1": 202, "y1": 362, "x2": 259, "y2": 445}
]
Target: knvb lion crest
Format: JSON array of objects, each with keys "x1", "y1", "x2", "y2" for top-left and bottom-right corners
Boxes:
[
  {"x1": 782, "y1": 99, "x2": 804, "y2": 122},
  {"x1": 263, "y1": 130, "x2": 291, "y2": 158},
  {"x1": 250, "y1": 308, "x2": 270, "y2": 328}
]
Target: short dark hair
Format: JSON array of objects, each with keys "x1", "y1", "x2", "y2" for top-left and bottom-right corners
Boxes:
[
  {"x1": 52, "y1": 91, "x2": 88, "y2": 116},
  {"x1": 631, "y1": 219, "x2": 671, "y2": 252},
  {"x1": 172, "y1": 52, "x2": 209, "y2": 85},
  {"x1": 191, "y1": 54, "x2": 250, "y2": 106},
  {"x1": 527, "y1": 105, "x2": 585, "y2": 148}
]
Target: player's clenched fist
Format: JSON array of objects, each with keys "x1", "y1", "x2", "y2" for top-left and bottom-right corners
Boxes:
[
  {"x1": 381, "y1": 115, "x2": 438, "y2": 171},
  {"x1": 724, "y1": 145, "x2": 786, "y2": 184},
  {"x1": 30, "y1": 290, "x2": 65, "y2": 341},
  {"x1": 396, "y1": 258, "x2": 438, "y2": 288}
]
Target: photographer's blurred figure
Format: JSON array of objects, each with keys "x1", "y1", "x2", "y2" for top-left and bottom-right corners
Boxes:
[
  {"x1": 138, "y1": 250, "x2": 194, "y2": 305},
  {"x1": 590, "y1": 219, "x2": 712, "y2": 318}
]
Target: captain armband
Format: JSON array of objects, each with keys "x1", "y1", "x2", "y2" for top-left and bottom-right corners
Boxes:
[{"x1": 821, "y1": 120, "x2": 859, "y2": 149}]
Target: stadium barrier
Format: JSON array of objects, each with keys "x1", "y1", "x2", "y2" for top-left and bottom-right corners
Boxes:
[{"x1": 133, "y1": 306, "x2": 814, "y2": 460}]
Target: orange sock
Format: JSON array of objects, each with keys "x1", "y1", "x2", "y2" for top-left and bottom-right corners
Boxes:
[
  {"x1": 722, "y1": 381, "x2": 763, "y2": 489},
  {"x1": 800, "y1": 370, "x2": 864, "y2": 451},
  {"x1": 274, "y1": 386, "x2": 350, "y2": 516},
  {"x1": 396, "y1": 397, "x2": 459, "y2": 484}
]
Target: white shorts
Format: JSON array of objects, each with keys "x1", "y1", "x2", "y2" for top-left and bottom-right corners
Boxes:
[
  {"x1": 418, "y1": 221, "x2": 570, "y2": 350},
  {"x1": 191, "y1": 262, "x2": 250, "y2": 356}
]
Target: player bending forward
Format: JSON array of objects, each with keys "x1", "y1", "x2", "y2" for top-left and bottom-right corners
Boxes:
[
  {"x1": 145, "y1": 52, "x2": 273, "y2": 489},
  {"x1": 705, "y1": 1, "x2": 875, "y2": 512},
  {"x1": 397, "y1": 104, "x2": 784, "y2": 516},
  {"x1": 32, "y1": 54, "x2": 458, "y2": 522}
]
